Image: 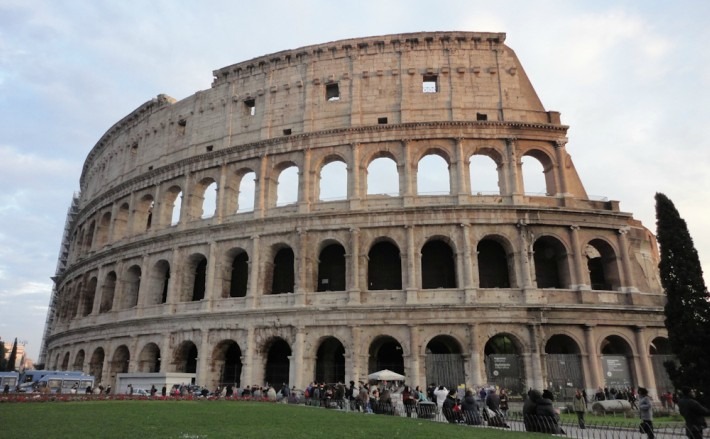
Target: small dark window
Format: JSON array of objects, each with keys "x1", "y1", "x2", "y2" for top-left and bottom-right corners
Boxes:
[
  {"x1": 206, "y1": 145, "x2": 213, "y2": 152},
  {"x1": 245, "y1": 99, "x2": 256, "y2": 116},
  {"x1": 177, "y1": 119, "x2": 186, "y2": 135},
  {"x1": 283, "y1": 129, "x2": 292, "y2": 136},
  {"x1": 148, "y1": 166, "x2": 153, "y2": 170},
  {"x1": 326, "y1": 83, "x2": 340, "y2": 101},
  {"x1": 177, "y1": 119, "x2": 187, "y2": 127},
  {"x1": 423, "y1": 75, "x2": 438, "y2": 93},
  {"x1": 476, "y1": 113, "x2": 488, "y2": 121},
  {"x1": 378, "y1": 117, "x2": 388, "y2": 124},
  {"x1": 130, "y1": 143, "x2": 138, "y2": 155}
]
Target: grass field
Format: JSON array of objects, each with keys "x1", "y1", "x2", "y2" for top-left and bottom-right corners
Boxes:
[{"x1": 2, "y1": 400, "x2": 544, "y2": 439}]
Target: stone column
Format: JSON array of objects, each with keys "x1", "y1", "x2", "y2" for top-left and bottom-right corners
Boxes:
[
  {"x1": 617, "y1": 228, "x2": 636, "y2": 292},
  {"x1": 553, "y1": 140, "x2": 569, "y2": 196},
  {"x1": 583, "y1": 325, "x2": 601, "y2": 393},
  {"x1": 517, "y1": 222, "x2": 534, "y2": 289},
  {"x1": 569, "y1": 225, "x2": 589, "y2": 291},
  {"x1": 348, "y1": 143, "x2": 362, "y2": 209},
  {"x1": 634, "y1": 326, "x2": 655, "y2": 396},
  {"x1": 505, "y1": 138, "x2": 524, "y2": 202},
  {"x1": 254, "y1": 155, "x2": 268, "y2": 219},
  {"x1": 108, "y1": 202, "x2": 119, "y2": 245},
  {"x1": 247, "y1": 235, "x2": 261, "y2": 309},
  {"x1": 408, "y1": 325, "x2": 422, "y2": 387},
  {"x1": 528, "y1": 324, "x2": 544, "y2": 390},
  {"x1": 295, "y1": 229, "x2": 309, "y2": 306},
  {"x1": 298, "y1": 148, "x2": 312, "y2": 214},
  {"x1": 125, "y1": 191, "x2": 137, "y2": 237},
  {"x1": 178, "y1": 173, "x2": 191, "y2": 228},
  {"x1": 405, "y1": 225, "x2": 417, "y2": 305},
  {"x1": 166, "y1": 248, "x2": 182, "y2": 309},
  {"x1": 351, "y1": 327, "x2": 364, "y2": 382},
  {"x1": 204, "y1": 241, "x2": 219, "y2": 309},
  {"x1": 461, "y1": 224, "x2": 477, "y2": 303},
  {"x1": 215, "y1": 163, "x2": 228, "y2": 222},
  {"x1": 401, "y1": 139, "x2": 414, "y2": 205},
  {"x1": 455, "y1": 138, "x2": 470, "y2": 202},
  {"x1": 291, "y1": 327, "x2": 306, "y2": 389},
  {"x1": 347, "y1": 228, "x2": 361, "y2": 305},
  {"x1": 128, "y1": 337, "x2": 140, "y2": 372},
  {"x1": 468, "y1": 324, "x2": 484, "y2": 386},
  {"x1": 241, "y1": 327, "x2": 255, "y2": 387},
  {"x1": 160, "y1": 334, "x2": 172, "y2": 373},
  {"x1": 196, "y1": 332, "x2": 211, "y2": 386}
]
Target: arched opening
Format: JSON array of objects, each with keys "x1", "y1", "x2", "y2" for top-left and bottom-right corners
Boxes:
[
  {"x1": 421, "y1": 239, "x2": 456, "y2": 289},
  {"x1": 110, "y1": 345, "x2": 130, "y2": 381},
  {"x1": 484, "y1": 334, "x2": 525, "y2": 396},
  {"x1": 147, "y1": 260, "x2": 170, "y2": 305},
  {"x1": 271, "y1": 247, "x2": 294, "y2": 294},
  {"x1": 264, "y1": 338, "x2": 291, "y2": 390},
  {"x1": 99, "y1": 271, "x2": 116, "y2": 313},
  {"x1": 276, "y1": 166, "x2": 299, "y2": 206},
  {"x1": 367, "y1": 241, "x2": 402, "y2": 290},
  {"x1": 174, "y1": 341, "x2": 198, "y2": 374},
  {"x1": 81, "y1": 277, "x2": 97, "y2": 317},
  {"x1": 60, "y1": 352, "x2": 69, "y2": 371},
  {"x1": 533, "y1": 236, "x2": 570, "y2": 289},
  {"x1": 170, "y1": 190, "x2": 182, "y2": 226},
  {"x1": 477, "y1": 238, "x2": 511, "y2": 288},
  {"x1": 586, "y1": 239, "x2": 621, "y2": 291},
  {"x1": 229, "y1": 252, "x2": 249, "y2": 298},
  {"x1": 237, "y1": 171, "x2": 256, "y2": 213},
  {"x1": 214, "y1": 340, "x2": 242, "y2": 388},
  {"x1": 317, "y1": 243, "x2": 346, "y2": 292},
  {"x1": 123, "y1": 265, "x2": 141, "y2": 309},
  {"x1": 368, "y1": 336, "x2": 404, "y2": 375},
  {"x1": 182, "y1": 254, "x2": 207, "y2": 302},
  {"x1": 425, "y1": 335, "x2": 465, "y2": 388},
  {"x1": 319, "y1": 160, "x2": 347, "y2": 201},
  {"x1": 201, "y1": 181, "x2": 218, "y2": 219},
  {"x1": 95, "y1": 212, "x2": 112, "y2": 247},
  {"x1": 73, "y1": 350, "x2": 85, "y2": 371},
  {"x1": 134, "y1": 194, "x2": 154, "y2": 232},
  {"x1": 315, "y1": 337, "x2": 345, "y2": 384},
  {"x1": 89, "y1": 348, "x2": 105, "y2": 384},
  {"x1": 650, "y1": 337, "x2": 675, "y2": 394},
  {"x1": 521, "y1": 153, "x2": 550, "y2": 195},
  {"x1": 469, "y1": 154, "x2": 500, "y2": 195},
  {"x1": 544, "y1": 334, "x2": 584, "y2": 399},
  {"x1": 114, "y1": 203, "x2": 130, "y2": 240},
  {"x1": 417, "y1": 154, "x2": 450, "y2": 195},
  {"x1": 138, "y1": 343, "x2": 161, "y2": 373},
  {"x1": 367, "y1": 157, "x2": 399, "y2": 196},
  {"x1": 600, "y1": 335, "x2": 634, "y2": 390}
]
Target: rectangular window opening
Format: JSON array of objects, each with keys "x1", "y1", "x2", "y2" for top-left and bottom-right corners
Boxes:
[
  {"x1": 378, "y1": 117, "x2": 388, "y2": 124},
  {"x1": 422, "y1": 74, "x2": 438, "y2": 93},
  {"x1": 245, "y1": 99, "x2": 256, "y2": 116},
  {"x1": 206, "y1": 145, "x2": 213, "y2": 152},
  {"x1": 283, "y1": 129, "x2": 292, "y2": 136},
  {"x1": 326, "y1": 83, "x2": 340, "y2": 101},
  {"x1": 476, "y1": 113, "x2": 488, "y2": 121}
]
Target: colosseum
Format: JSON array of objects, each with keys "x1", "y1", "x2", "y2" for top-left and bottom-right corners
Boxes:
[{"x1": 41, "y1": 31, "x2": 672, "y2": 398}]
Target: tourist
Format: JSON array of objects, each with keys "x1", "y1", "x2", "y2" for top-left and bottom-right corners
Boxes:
[
  {"x1": 573, "y1": 389, "x2": 586, "y2": 429},
  {"x1": 434, "y1": 385, "x2": 448, "y2": 408},
  {"x1": 677, "y1": 386, "x2": 710, "y2": 439},
  {"x1": 461, "y1": 389, "x2": 482, "y2": 425},
  {"x1": 499, "y1": 389, "x2": 510, "y2": 418},
  {"x1": 638, "y1": 387, "x2": 655, "y2": 439}
]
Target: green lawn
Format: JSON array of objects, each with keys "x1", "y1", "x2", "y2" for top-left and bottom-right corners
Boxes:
[{"x1": 2, "y1": 400, "x2": 545, "y2": 439}]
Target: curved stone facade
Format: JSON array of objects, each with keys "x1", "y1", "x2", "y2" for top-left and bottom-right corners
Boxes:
[{"x1": 43, "y1": 32, "x2": 669, "y2": 397}]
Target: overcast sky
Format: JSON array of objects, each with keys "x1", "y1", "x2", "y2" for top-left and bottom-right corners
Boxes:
[{"x1": 1, "y1": 0, "x2": 708, "y2": 362}]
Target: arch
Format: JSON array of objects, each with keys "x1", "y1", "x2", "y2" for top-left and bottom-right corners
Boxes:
[
  {"x1": 95, "y1": 211, "x2": 112, "y2": 247},
  {"x1": 226, "y1": 250, "x2": 249, "y2": 298},
  {"x1": 533, "y1": 236, "x2": 571, "y2": 289},
  {"x1": 317, "y1": 243, "x2": 346, "y2": 292},
  {"x1": 600, "y1": 335, "x2": 635, "y2": 389},
  {"x1": 133, "y1": 194, "x2": 155, "y2": 233},
  {"x1": 200, "y1": 180, "x2": 218, "y2": 219},
  {"x1": 84, "y1": 221, "x2": 95, "y2": 250},
  {"x1": 174, "y1": 340, "x2": 198, "y2": 374},
  {"x1": 521, "y1": 149, "x2": 554, "y2": 195},
  {"x1": 99, "y1": 271, "x2": 117, "y2": 313},
  {"x1": 477, "y1": 237, "x2": 512, "y2": 288},
  {"x1": 61, "y1": 352, "x2": 70, "y2": 371},
  {"x1": 315, "y1": 337, "x2": 345, "y2": 384},
  {"x1": 114, "y1": 203, "x2": 130, "y2": 240},
  {"x1": 367, "y1": 156, "x2": 399, "y2": 196},
  {"x1": 421, "y1": 239, "x2": 456, "y2": 289},
  {"x1": 271, "y1": 247, "x2": 294, "y2": 294},
  {"x1": 318, "y1": 159, "x2": 347, "y2": 201},
  {"x1": 264, "y1": 338, "x2": 291, "y2": 389},
  {"x1": 417, "y1": 153, "x2": 451, "y2": 195},
  {"x1": 73, "y1": 349, "x2": 85, "y2": 371},
  {"x1": 368, "y1": 335, "x2": 404, "y2": 375},
  {"x1": 469, "y1": 153, "x2": 501, "y2": 195},
  {"x1": 110, "y1": 345, "x2": 130, "y2": 378},
  {"x1": 236, "y1": 170, "x2": 256, "y2": 213},
  {"x1": 138, "y1": 343, "x2": 161, "y2": 373},
  {"x1": 650, "y1": 337, "x2": 675, "y2": 393},
  {"x1": 544, "y1": 334, "x2": 584, "y2": 398},
  {"x1": 425, "y1": 335, "x2": 465, "y2": 388},
  {"x1": 81, "y1": 277, "x2": 97, "y2": 317},
  {"x1": 213, "y1": 340, "x2": 243, "y2": 387},
  {"x1": 276, "y1": 165, "x2": 299, "y2": 206},
  {"x1": 161, "y1": 186, "x2": 182, "y2": 226},
  {"x1": 147, "y1": 259, "x2": 170, "y2": 305},
  {"x1": 367, "y1": 240, "x2": 402, "y2": 290},
  {"x1": 484, "y1": 333, "x2": 526, "y2": 395},
  {"x1": 182, "y1": 253, "x2": 207, "y2": 302},
  {"x1": 89, "y1": 347, "x2": 105, "y2": 384},
  {"x1": 122, "y1": 265, "x2": 141, "y2": 309},
  {"x1": 585, "y1": 238, "x2": 621, "y2": 291}
]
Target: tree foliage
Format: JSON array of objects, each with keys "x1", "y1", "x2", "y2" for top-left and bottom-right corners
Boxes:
[
  {"x1": 655, "y1": 192, "x2": 710, "y2": 403},
  {"x1": 0, "y1": 341, "x2": 6, "y2": 371},
  {"x1": 6, "y1": 338, "x2": 18, "y2": 372}
]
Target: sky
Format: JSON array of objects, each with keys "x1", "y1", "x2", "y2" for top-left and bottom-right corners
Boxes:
[{"x1": 1, "y1": 0, "x2": 709, "y2": 362}]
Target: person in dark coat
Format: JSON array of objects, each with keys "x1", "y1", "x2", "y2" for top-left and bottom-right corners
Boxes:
[
  {"x1": 523, "y1": 389, "x2": 541, "y2": 432},
  {"x1": 461, "y1": 389, "x2": 482, "y2": 425},
  {"x1": 442, "y1": 389, "x2": 459, "y2": 423},
  {"x1": 537, "y1": 390, "x2": 563, "y2": 434},
  {"x1": 677, "y1": 387, "x2": 710, "y2": 439},
  {"x1": 485, "y1": 388, "x2": 509, "y2": 427}
]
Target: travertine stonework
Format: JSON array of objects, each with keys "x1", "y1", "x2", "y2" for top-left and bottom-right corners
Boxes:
[{"x1": 42, "y1": 32, "x2": 669, "y2": 396}]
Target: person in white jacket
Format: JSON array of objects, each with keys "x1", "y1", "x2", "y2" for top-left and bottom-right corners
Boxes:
[{"x1": 434, "y1": 385, "x2": 449, "y2": 408}]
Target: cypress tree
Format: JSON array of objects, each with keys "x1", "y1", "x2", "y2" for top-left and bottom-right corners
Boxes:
[
  {"x1": 655, "y1": 192, "x2": 710, "y2": 403},
  {"x1": 6, "y1": 338, "x2": 18, "y2": 372},
  {"x1": 0, "y1": 341, "x2": 6, "y2": 371}
]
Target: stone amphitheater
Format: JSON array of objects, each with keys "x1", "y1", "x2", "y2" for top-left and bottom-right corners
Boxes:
[{"x1": 41, "y1": 31, "x2": 672, "y2": 397}]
